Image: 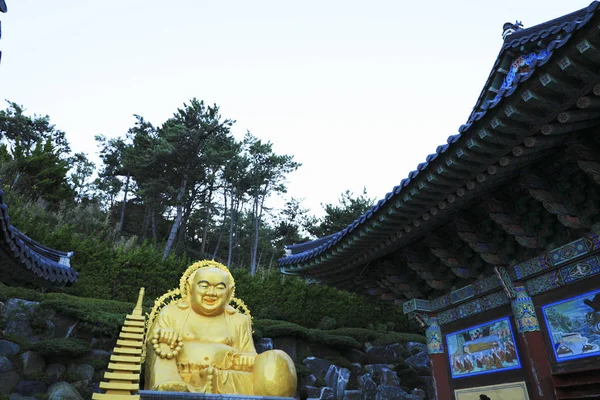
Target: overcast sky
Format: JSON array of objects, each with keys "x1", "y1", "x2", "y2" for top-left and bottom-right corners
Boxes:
[{"x1": 0, "y1": 0, "x2": 589, "y2": 217}]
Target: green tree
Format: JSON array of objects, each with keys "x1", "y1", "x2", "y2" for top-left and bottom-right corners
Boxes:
[
  {"x1": 310, "y1": 188, "x2": 374, "y2": 237},
  {"x1": 245, "y1": 133, "x2": 300, "y2": 275}
]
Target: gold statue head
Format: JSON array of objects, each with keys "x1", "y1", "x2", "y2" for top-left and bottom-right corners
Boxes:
[{"x1": 188, "y1": 267, "x2": 234, "y2": 316}]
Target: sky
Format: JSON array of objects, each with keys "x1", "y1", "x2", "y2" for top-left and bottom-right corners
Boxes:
[{"x1": 0, "y1": 0, "x2": 591, "y2": 217}]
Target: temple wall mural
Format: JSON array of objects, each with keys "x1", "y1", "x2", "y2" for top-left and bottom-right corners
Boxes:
[
  {"x1": 542, "y1": 289, "x2": 600, "y2": 362},
  {"x1": 446, "y1": 317, "x2": 520, "y2": 379},
  {"x1": 454, "y1": 381, "x2": 530, "y2": 400}
]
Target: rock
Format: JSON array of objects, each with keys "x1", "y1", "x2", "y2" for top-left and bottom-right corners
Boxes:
[
  {"x1": 0, "y1": 356, "x2": 14, "y2": 373},
  {"x1": 48, "y1": 382, "x2": 85, "y2": 400},
  {"x1": 21, "y1": 351, "x2": 45, "y2": 377},
  {"x1": 357, "y1": 374, "x2": 377, "y2": 400},
  {"x1": 319, "y1": 387, "x2": 335, "y2": 400},
  {"x1": 71, "y1": 380, "x2": 91, "y2": 398},
  {"x1": 256, "y1": 338, "x2": 273, "y2": 354},
  {"x1": 380, "y1": 368, "x2": 401, "y2": 387},
  {"x1": 14, "y1": 380, "x2": 47, "y2": 396},
  {"x1": 301, "y1": 373, "x2": 317, "y2": 387},
  {"x1": 67, "y1": 363, "x2": 94, "y2": 382},
  {"x1": 0, "y1": 369, "x2": 19, "y2": 394},
  {"x1": 0, "y1": 340, "x2": 21, "y2": 357},
  {"x1": 52, "y1": 314, "x2": 79, "y2": 338},
  {"x1": 366, "y1": 343, "x2": 405, "y2": 364},
  {"x1": 77, "y1": 349, "x2": 110, "y2": 366},
  {"x1": 364, "y1": 364, "x2": 390, "y2": 383},
  {"x1": 418, "y1": 376, "x2": 435, "y2": 400},
  {"x1": 300, "y1": 385, "x2": 322, "y2": 399},
  {"x1": 343, "y1": 390, "x2": 361, "y2": 400},
  {"x1": 344, "y1": 348, "x2": 366, "y2": 364},
  {"x1": 405, "y1": 351, "x2": 430, "y2": 374},
  {"x1": 409, "y1": 388, "x2": 427, "y2": 400},
  {"x1": 273, "y1": 336, "x2": 297, "y2": 362},
  {"x1": 376, "y1": 385, "x2": 409, "y2": 400},
  {"x1": 46, "y1": 363, "x2": 67, "y2": 382},
  {"x1": 3, "y1": 299, "x2": 54, "y2": 343},
  {"x1": 325, "y1": 364, "x2": 350, "y2": 400},
  {"x1": 89, "y1": 337, "x2": 116, "y2": 351},
  {"x1": 303, "y1": 357, "x2": 333, "y2": 379},
  {"x1": 10, "y1": 395, "x2": 39, "y2": 400},
  {"x1": 406, "y1": 342, "x2": 427, "y2": 356},
  {"x1": 10, "y1": 394, "x2": 37, "y2": 400}
]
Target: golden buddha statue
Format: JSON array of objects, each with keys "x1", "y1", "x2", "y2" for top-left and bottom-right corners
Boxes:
[{"x1": 144, "y1": 260, "x2": 297, "y2": 396}]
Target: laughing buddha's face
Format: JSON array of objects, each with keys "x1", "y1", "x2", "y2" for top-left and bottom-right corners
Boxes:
[{"x1": 189, "y1": 268, "x2": 233, "y2": 316}]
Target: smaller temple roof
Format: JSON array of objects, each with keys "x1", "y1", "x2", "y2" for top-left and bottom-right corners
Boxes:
[{"x1": 0, "y1": 188, "x2": 78, "y2": 288}]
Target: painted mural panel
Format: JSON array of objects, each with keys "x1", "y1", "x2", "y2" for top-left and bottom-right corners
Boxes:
[
  {"x1": 446, "y1": 317, "x2": 520, "y2": 379},
  {"x1": 541, "y1": 289, "x2": 600, "y2": 362},
  {"x1": 454, "y1": 381, "x2": 529, "y2": 400}
]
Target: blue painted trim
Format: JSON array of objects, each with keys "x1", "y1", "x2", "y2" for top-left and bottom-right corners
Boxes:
[
  {"x1": 541, "y1": 288, "x2": 600, "y2": 363},
  {"x1": 446, "y1": 316, "x2": 522, "y2": 379}
]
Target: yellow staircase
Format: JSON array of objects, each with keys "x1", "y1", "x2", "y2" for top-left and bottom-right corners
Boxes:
[{"x1": 92, "y1": 288, "x2": 146, "y2": 400}]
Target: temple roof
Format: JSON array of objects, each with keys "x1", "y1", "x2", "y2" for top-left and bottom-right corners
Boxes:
[
  {"x1": 279, "y1": 2, "x2": 600, "y2": 301},
  {"x1": 0, "y1": 188, "x2": 78, "y2": 288}
]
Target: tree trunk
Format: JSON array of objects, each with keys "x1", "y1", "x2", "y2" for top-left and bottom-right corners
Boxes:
[
  {"x1": 250, "y1": 192, "x2": 266, "y2": 276},
  {"x1": 141, "y1": 207, "x2": 149, "y2": 241},
  {"x1": 177, "y1": 186, "x2": 196, "y2": 249},
  {"x1": 212, "y1": 192, "x2": 228, "y2": 260},
  {"x1": 268, "y1": 251, "x2": 275, "y2": 270},
  {"x1": 118, "y1": 173, "x2": 131, "y2": 233},
  {"x1": 151, "y1": 206, "x2": 158, "y2": 244},
  {"x1": 227, "y1": 188, "x2": 236, "y2": 267},
  {"x1": 200, "y1": 183, "x2": 214, "y2": 254},
  {"x1": 163, "y1": 174, "x2": 188, "y2": 261}
]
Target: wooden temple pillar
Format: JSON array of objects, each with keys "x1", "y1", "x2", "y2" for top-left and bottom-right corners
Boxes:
[
  {"x1": 510, "y1": 284, "x2": 555, "y2": 400},
  {"x1": 425, "y1": 316, "x2": 452, "y2": 400}
]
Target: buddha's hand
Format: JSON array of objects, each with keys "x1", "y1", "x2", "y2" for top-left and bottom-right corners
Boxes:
[
  {"x1": 154, "y1": 328, "x2": 181, "y2": 349},
  {"x1": 233, "y1": 353, "x2": 255, "y2": 372},
  {"x1": 155, "y1": 380, "x2": 190, "y2": 392}
]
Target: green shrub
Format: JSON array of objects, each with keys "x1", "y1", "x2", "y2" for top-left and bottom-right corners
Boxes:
[
  {"x1": 318, "y1": 316, "x2": 337, "y2": 330},
  {"x1": 31, "y1": 338, "x2": 90, "y2": 357},
  {"x1": 372, "y1": 332, "x2": 426, "y2": 346},
  {"x1": 326, "y1": 327, "x2": 380, "y2": 344},
  {"x1": 324, "y1": 355, "x2": 353, "y2": 369},
  {"x1": 310, "y1": 331, "x2": 361, "y2": 350}
]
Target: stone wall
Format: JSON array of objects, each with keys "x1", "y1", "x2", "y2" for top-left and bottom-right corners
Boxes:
[{"x1": 0, "y1": 298, "x2": 433, "y2": 400}]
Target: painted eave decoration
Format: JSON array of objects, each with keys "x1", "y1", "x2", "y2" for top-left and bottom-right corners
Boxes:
[
  {"x1": 0, "y1": 188, "x2": 78, "y2": 287},
  {"x1": 279, "y1": 2, "x2": 600, "y2": 290}
]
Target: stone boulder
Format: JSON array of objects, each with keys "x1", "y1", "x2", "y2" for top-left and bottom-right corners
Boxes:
[
  {"x1": 325, "y1": 364, "x2": 350, "y2": 400},
  {"x1": 3, "y1": 299, "x2": 54, "y2": 343},
  {"x1": 0, "y1": 357, "x2": 19, "y2": 394},
  {"x1": 344, "y1": 348, "x2": 366, "y2": 364},
  {"x1": 366, "y1": 343, "x2": 405, "y2": 364},
  {"x1": 46, "y1": 363, "x2": 67, "y2": 382},
  {"x1": 342, "y1": 390, "x2": 361, "y2": 400},
  {"x1": 303, "y1": 357, "x2": 333, "y2": 379},
  {"x1": 319, "y1": 387, "x2": 335, "y2": 400},
  {"x1": 419, "y1": 376, "x2": 435, "y2": 400},
  {"x1": 48, "y1": 382, "x2": 85, "y2": 400},
  {"x1": 300, "y1": 385, "x2": 322, "y2": 399},
  {"x1": 273, "y1": 336, "x2": 297, "y2": 362},
  {"x1": 21, "y1": 351, "x2": 45, "y2": 377},
  {"x1": 405, "y1": 351, "x2": 430, "y2": 374},
  {"x1": 256, "y1": 338, "x2": 273, "y2": 354},
  {"x1": 0, "y1": 340, "x2": 20, "y2": 357},
  {"x1": 406, "y1": 342, "x2": 427, "y2": 356},
  {"x1": 357, "y1": 374, "x2": 377, "y2": 400},
  {"x1": 10, "y1": 394, "x2": 37, "y2": 400},
  {"x1": 67, "y1": 363, "x2": 95, "y2": 382},
  {"x1": 14, "y1": 380, "x2": 47, "y2": 396},
  {"x1": 376, "y1": 385, "x2": 409, "y2": 400},
  {"x1": 409, "y1": 388, "x2": 427, "y2": 400},
  {"x1": 380, "y1": 368, "x2": 400, "y2": 387}
]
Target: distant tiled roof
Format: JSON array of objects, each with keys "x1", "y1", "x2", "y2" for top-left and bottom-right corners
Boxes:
[
  {"x1": 279, "y1": 1, "x2": 600, "y2": 275},
  {"x1": 0, "y1": 188, "x2": 78, "y2": 287}
]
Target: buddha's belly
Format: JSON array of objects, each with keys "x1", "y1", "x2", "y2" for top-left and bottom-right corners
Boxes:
[{"x1": 177, "y1": 341, "x2": 236, "y2": 368}]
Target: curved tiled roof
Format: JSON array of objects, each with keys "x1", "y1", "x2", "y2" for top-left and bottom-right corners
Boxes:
[
  {"x1": 280, "y1": 1, "x2": 600, "y2": 271},
  {"x1": 0, "y1": 188, "x2": 78, "y2": 287}
]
